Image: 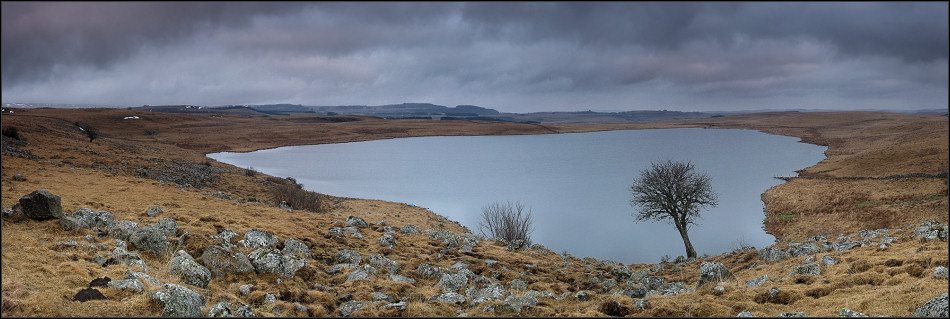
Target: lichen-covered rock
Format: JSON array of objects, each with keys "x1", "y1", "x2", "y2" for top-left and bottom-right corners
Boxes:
[
  {"x1": 242, "y1": 228, "x2": 278, "y2": 249},
  {"x1": 368, "y1": 254, "x2": 399, "y2": 273},
  {"x1": 736, "y1": 311, "x2": 756, "y2": 317},
  {"x1": 834, "y1": 236, "x2": 861, "y2": 252},
  {"x1": 502, "y1": 295, "x2": 537, "y2": 314},
  {"x1": 107, "y1": 220, "x2": 139, "y2": 241},
  {"x1": 335, "y1": 249, "x2": 362, "y2": 265},
  {"x1": 399, "y1": 224, "x2": 421, "y2": 235},
  {"x1": 758, "y1": 247, "x2": 790, "y2": 262},
  {"x1": 346, "y1": 265, "x2": 375, "y2": 282},
  {"x1": 390, "y1": 274, "x2": 416, "y2": 283},
  {"x1": 777, "y1": 311, "x2": 807, "y2": 317},
  {"x1": 201, "y1": 244, "x2": 253, "y2": 277},
  {"x1": 377, "y1": 233, "x2": 397, "y2": 249},
  {"x1": 416, "y1": 263, "x2": 445, "y2": 279},
  {"x1": 745, "y1": 275, "x2": 769, "y2": 287},
  {"x1": 168, "y1": 250, "x2": 211, "y2": 288},
  {"x1": 610, "y1": 265, "x2": 632, "y2": 280},
  {"x1": 820, "y1": 255, "x2": 839, "y2": 266},
  {"x1": 913, "y1": 292, "x2": 948, "y2": 317},
  {"x1": 788, "y1": 263, "x2": 821, "y2": 277},
  {"x1": 207, "y1": 301, "x2": 235, "y2": 317},
  {"x1": 786, "y1": 242, "x2": 820, "y2": 257},
  {"x1": 146, "y1": 207, "x2": 163, "y2": 217},
  {"x1": 934, "y1": 266, "x2": 949, "y2": 279},
  {"x1": 505, "y1": 239, "x2": 528, "y2": 251},
  {"x1": 465, "y1": 283, "x2": 509, "y2": 301},
  {"x1": 61, "y1": 208, "x2": 115, "y2": 232},
  {"x1": 509, "y1": 279, "x2": 528, "y2": 291},
  {"x1": 345, "y1": 215, "x2": 369, "y2": 228},
  {"x1": 128, "y1": 226, "x2": 169, "y2": 257},
  {"x1": 574, "y1": 290, "x2": 590, "y2": 301},
  {"x1": 633, "y1": 298, "x2": 651, "y2": 311},
  {"x1": 282, "y1": 238, "x2": 311, "y2": 259},
  {"x1": 839, "y1": 308, "x2": 868, "y2": 317},
  {"x1": 150, "y1": 283, "x2": 206, "y2": 317},
  {"x1": 630, "y1": 268, "x2": 651, "y2": 282},
  {"x1": 697, "y1": 262, "x2": 734, "y2": 288},
  {"x1": 19, "y1": 189, "x2": 63, "y2": 220},
  {"x1": 339, "y1": 300, "x2": 366, "y2": 317},
  {"x1": 436, "y1": 273, "x2": 469, "y2": 293},
  {"x1": 429, "y1": 292, "x2": 467, "y2": 304},
  {"x1": 248, "y1": 248, "x2": 307, "y2": 279},
  {"x1": 152, "y1": 217, "x2": 178, "y2": 237},
  {"x1": 914, "y1": 221, "x2": 949, "y2": 241},
  {"x1": 108, "y1": 279, "x2": 144, "y2": 292}
]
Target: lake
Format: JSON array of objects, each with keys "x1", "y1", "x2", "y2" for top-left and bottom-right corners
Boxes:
[{"x1": 208, "y1": 128, "x2": 826, "y2": 264}]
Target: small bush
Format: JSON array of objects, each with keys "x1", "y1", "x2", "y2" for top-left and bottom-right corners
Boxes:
[
  {"x1": 244, "y1": 167, "x2": 258, "y2": 177},
  {"x1": 477, "y1": 201, "x2": 534, "y2": 245},
  {"x1": 272, "y1": 183, "x2": 324, "y2": 213},
  {"x1": 2, "y1": 126, "x2": 20, "y2": 139}
]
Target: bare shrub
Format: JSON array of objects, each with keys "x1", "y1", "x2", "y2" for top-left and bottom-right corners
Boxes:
[
  {"x1": 2, "y1": 126, "x2": 20, "y2": 139},
  {"x1": 477, "y1": 201, "x2": 534, "y2": 245},
  {"x1": 244, "y1": 167, "x2": 258, "y2": 177},
  {"x1": 272, "y1": 182, "x2": 324, "y2": 213}
]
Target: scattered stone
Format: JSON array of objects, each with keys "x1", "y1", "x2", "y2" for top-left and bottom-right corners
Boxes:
[
  {"x1": 345, "y1": 215, "x2": 369, "y2": 228},
  {"x1": 768, "y1": 287, "x2": 782, "y2": 303},
  {"x1": 736, "y1": 311, "x2": 756, "y2": 317},
  {"x1": 914, "y1": 221, "x2": 948, "y2": 241},
  {"x1": 335, "y1": 249, "x2": 363, "y2": 265},
  {"x1": 509, "y1": 279, "x2": 528, "y2": 291},
  {"x1": 502, "y1": 295, "x2": 538, "y2": 314},
  {"x1": 802, "y1": 256, "x2": 815, "y2": 264},
  {"x1": 913, "y1": 292, "x2": 948, "y2": 317},
  {"x1": 399, "y1": 224, "x2": 421, "y2": 235},
  {"x1": 125, "y1": 270, "x2": 160, "y2": 286},
  {"x1": 345, "y1": 266, "x2": 373, "y2": 282},
  {"x1": 382, "y1": 301, "x2": 409, "y2": 311},
  {"x1": 505, "y1": 239, "x2": 528, "y2": 251},
  {"x1": 465, "y1": 283, "x2": 509, "y2": 301},
  {"x1": 486, "y1": 260, "x2": 499, "y2": 268},
  {"x1": 106, "y1": 220, "x2": 139, "y2": 241},
  {"x1": 217, "y1": 229, "x2": 238, "y2": 244},
  {"x1": 201, "y1": 244, "x2": 254, "y2": 277},
  {"x1": 390, "y1": 274, "x2": 416, "y2": 283},
  {"x1": 758, "y1": 247, "x2": 790, "y2": 262},
  {"x1": 146, "y1": 207, "x2": 163, "y2": 217},
  {"x1": 239, "y1": 284, "x2": 253, "y2": 296},
  {"x1": 934, "y1": 266, "x2": 949, "y2": 279},
  {"x1": 18, "y1": 189, "x2": 63, "y2": 220},
  {"x1": 839, "y1": 308, "x2": 868, "y2": 317},
  {"x1": 436, "y1": 273, "x2": 469, "y2": 293},
  {"x1": 697, "y1": 262, "x2": 734, "y2": 288},
  {"x1": 788, "y1": 263, "x2": 821, "y2": 277},
  {"x1": 745, "y1": 275, "x2": 769, "y2": 287},
  {"x1": 632, "y1": 298, "x2": 651, "y2": 311},
  {"x1": 235, "y1": 304, "x2": 255, "y2": 317},
  {"x1": 207, "y1": 301, "x2": 234, "y2": 317},
  {"x1": 834, "y1": 236, "x2": 862, "y2": 252},
  {"x1": 248, "y1": 248, "x2": 307, "y2": 279},
  {"x1": 242, "y1": 229, "x2": 278, "y2": 249},
  {"x1": 430, "y1": 292, "x2": 467, "y2": 304},
  {"x1": 168, "y1": 250, "x2": 211, "y2": 288},
  {"x1": 106, "y1": 250, "x2": 149, "y2": 272},
  {"x1": 372, "y1": 291, "x2": 395, "y2": 303},
  {"x1": 416, "y1": 263, "x2": 445, "y2": 279},
  {"x1": 777, "y1": 311, "x2": 807, "y2": 317},
  {"x1": 377, "y1": 233, "x2": 397, "y2": 249},
  {"x1": 108, "y1": 279, "x2": 144, "y2": 292},
  {"x1": 128, "y1": 226, "x2": 169, "y2": 257},
  {"x1": 339, "y1": 300, "x2": 366, "y2": 317},
  {"x1": 574, "y1": 290, "x2": 590, "y2": 301},
  {"x1": 630, "y1": 268, "x2": 651, "y2": 282},
  {"x1": 149, "y1": 283, "x2": 206, "y2": 317},
  {"x1": 610, "y1": 265, "x2": 632, "y2": 280},
  {"x1": 152, "y1": 217, "x2": 178, "y2": 237},
  {"x1": 368, "y1": 254, "x2": 399, "y2": 273},
  {"x1": 73, "y1": 287, "x2": 107, "y2": 302},
  {"x1": 820, "y1": 255, "x2": 839, "y2": 266},
  {"x1": 282, "y1": 238, "x2": 311, "y2": 259}
]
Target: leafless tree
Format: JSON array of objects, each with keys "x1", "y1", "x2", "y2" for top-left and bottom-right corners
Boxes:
[
  {"x1": 629, "y1": 160, "x2": 718, "y2": 258},
  {"x1": 478, "y1": 201, "x2": 534, "y2": 245}
]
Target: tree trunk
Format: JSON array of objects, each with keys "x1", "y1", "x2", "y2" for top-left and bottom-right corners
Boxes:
[{"x1": 675, "y1": 224, "x2": 697, "y2": 258}]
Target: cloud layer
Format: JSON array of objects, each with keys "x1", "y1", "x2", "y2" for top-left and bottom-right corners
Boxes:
[{"x1": 2, "y1": 2, "x2": 947, "y2": 112}]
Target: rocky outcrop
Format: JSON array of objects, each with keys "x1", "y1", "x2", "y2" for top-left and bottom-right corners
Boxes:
[
  {"x1": 758, "y1": 247, "x2": 790, "y2": 263},
  {"x1": 168, "y1": 250, "x2": 212, "y2": 288},
  {"x1": 697, "y1": 262, "x2": 734, "y2": 288},
  {"x1": 913, "y1": 292, "x2": 948, "y2": 317},
  {"x1": 128, "y1": 226, "x2": 169, "y2": 257},
  {"x1": 150, "y1": 283, "x2": 206, "y2": 317},
  {"x1": 282, "y1": 238, "x2": 311, "y2": 259},
  {"x1": 60, "y1": 208, "x2": 115, "y2": 232},
  {"x1": 399, "y1": 224, "x2": 421, "y2": 235},
  {"x1": 242, "y1": 229, "x2": 278, "y2": 249},
  {"x1": 248, "y1": 248, "x2": 307, "y2": 279},
  {"x1": 435, "y1": 273, "x2": 468, "y2": 293},
  {"x1": 18, "y1": 189, "x2": 63, "y2": 220},
  {"x1": 201, "y1": 244, "x2": 254, "y2": 277},
  {"x1": 107, "y1": 220, "x2": 139, "y2": 241}
]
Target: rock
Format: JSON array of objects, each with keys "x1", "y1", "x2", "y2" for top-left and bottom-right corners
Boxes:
[
  {"x1": 399, "y1": 224, "x2": 421, "y2": 235},
  {"x1": 430, "y1": 292, "x2": 467, "y2": 304},
  {"x1": 335, "y1": 249, "x2": 362, "y2": 265},
  {"x1": 598, "y1": 299, "x2": 632, "y2": 317},
  {"x1": 768, "y1": 287, "x2": 782, "y2": 303},
  {"x1": 934, "y1": 266, "x2": 949, "y2": 279},
  {"x1": 217, "y1": 229, "x2": 238, "y2": 244},
  {"x1": 18, "y1": 189, "x2": 62, "y2": 220},
  {"x1": 128, "y1": 226, "x2": 169, "y2": 257},
  {"x1": 377, "y1": 233, "x2": 396, "y2": 248},
  {"x1": 168, "y1": 250, "x2": 211, "y2": 288},
  {"x1": 73, "y1": 287, "x2": 108, "y2": 302},
  {"x1": 745, "y1": 275, "x2": 769, "y2": 287},
  {"x1": 330, "y1": 263, "x2": 360, "y2": 274},
  {"x1": 777, "y1": 311, "x2": 807, "y2": 317},
  {"x1": 207, "y1": 301, "x2": 234, "y2": 317},
  {"x1": 524, "y1": 290, "x2": 555, "y2": 299},
  {"x1": 150, "y1": 283, "x2": 206, "y2": 317},
  {"x1": 820, "y1": 255, "x2": 839, "y2": 266},
  {"x1": 653, "y1": 282, "x2": 687, "y2": 296},
  {"x1": 787, "y1": 242, "x2": 821, "y2": 257},
  {"x1": 351, "y1": 232, "x2": 365, "y2": 241},
  {"x1": 339, "y1": 300, "x2": 366, "y2": 317},
  {"x1": 372, "y1": 291, "x2": 395, "y2": 303},
  {"x1": 201, "y1": 244, "x2": 254, "y2": 277},
  {"x1": 630, "y1": 268, "x2": 651, "y2": 282},
  {"x1": 264, "y1": 293, "x2": 277, "y2": 304},
  {"x1": 697, "y1": 262, "x2": 734, "y2": 288},
  {"x1": 465, "y1": 283, "x2": 509, "y2": 301},
  {"x1": 502, "y1": 295, "x2": 537, "y2": 314},
  {"x1": 610, "y1": 265, "x2": 632, "y2": 280},
  {"x1": 416, "y1": 263, "x2": 445, "y2": 279},
  {"x1": 486, "y1": 260, "x2": 499, "y2": 268},
  {"x1": 602, "y1": 278, "x2": 618, "y2": 290},
  {"x1": 235, "y1": 304, "x2": 255, "y2": 317},
  {"x1": 914, "y1": 221, "x2": 948, "y2": 241},
  {"x1": 61, "y1": 208, "x2": 115, "y2": 232},
  {"x1": 736, "y1": 311, "x2": 756, "y2": 317},
  {"x1": 345, "y1": 215, "x2": 369, "y2": 228},
  {"x1": 239, "y1": 284, "x2": 253, "y2": 296},
  {"x1": 146, "y1": 207, "x2": 163, "y2": 217},
  {"x1": 248, "y1": 248, "x2": 307, "y2": 279},
  {"x1": 124, "y1": 270, "x2": 161, "y2": 286},
  {"x1": 509, "y1": 279, "x2": 528, "y2": 291},
  {"x1": 107, "y1": 250, "x2": 149, "y2": 272},
  {"x1": 383, "y1": 301, "x2": 409, "y2": 311},
  {"x1": 436, "y1": 273, "x2": 469, "y2": 293},
  {"x1": 574, "y1": 290, "x2": 590, "y2": 301},
  {"x1": 108, "y1": 279, "x2": 144, "y2": 292},
  {"x1": 505, "y1": 239, "x2": 528, "y2": 251},
  {"x1": 152, "y1": 217, "x2": 178, "y2": 237},
  {"x1": 632, "y1": 298, "x2": 651, "y2": 311},
  {"x1": 839, "y1": 308, "x2": 868, "y2": 317},
  {"x1": 282, "y1": 238, "x2": 311, "y2": 258},
  {"x1": 802, "y1": 256, "x2": 815, "y2": 264},
  {"x1": 346, "y1": 265, "x2": 374, "y2": 282},
  {"x1": 834, "y1": 236, "x2": 862, "y2": 252},
  {"x1": 106, "y1": 220, "x2": 139, "y2": 241},
  {"x1": 368, "y1": 254, "x2": 399, "y2": 273},
  {"x1": 390, "y1": 274, "x2": 416, "y2": 283},
  {"x1": 913, "y1": 292, "x2": 948, "y2": 317},
  {"x1": 788, "y1": 263, "x2": 821, "y2": 277},
  {"x1": 242, "y1": 229, "x2": 278, "y2": 249},
  {"x1": 758, "y1": 247, "x2": 790, "y2": 262}
]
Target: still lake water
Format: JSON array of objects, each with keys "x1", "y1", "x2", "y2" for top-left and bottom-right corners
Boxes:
[{"x1": 209, "y1": 128, "x2": 826, "y2": 264}]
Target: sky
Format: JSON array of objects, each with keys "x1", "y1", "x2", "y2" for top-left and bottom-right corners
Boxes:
[{"x1": 2, "y1": 2, "x2": 948, "y2": 113}]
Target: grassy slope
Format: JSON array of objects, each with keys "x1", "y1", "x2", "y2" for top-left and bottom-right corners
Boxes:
[{"x1": 1, "y1": 108, "x2": 947, "y2": 317}]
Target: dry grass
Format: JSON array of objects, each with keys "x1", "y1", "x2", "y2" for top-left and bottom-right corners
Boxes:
[{"x1": 2, "y1": 108, "x2": 947, "y2": 317}]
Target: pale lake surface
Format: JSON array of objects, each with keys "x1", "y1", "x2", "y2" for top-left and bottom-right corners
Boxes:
[{"x1": 209, "y1": 128, "x2": 826, "y2": 264}]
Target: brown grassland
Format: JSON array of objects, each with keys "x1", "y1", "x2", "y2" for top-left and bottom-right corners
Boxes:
[{"x1": 1, "y1": 108, "x2": 947, "y2": 317}]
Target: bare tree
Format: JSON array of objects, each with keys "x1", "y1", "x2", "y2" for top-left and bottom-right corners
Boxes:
[
  {"x1": 478, "y1": 201, "x2": 534, "y2": 245},
  {"x1": 629, "y1": 160, "x2": 718, "y2": 258}
]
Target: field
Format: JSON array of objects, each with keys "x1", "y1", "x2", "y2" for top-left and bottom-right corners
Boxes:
[{"x1": 1, "y1": 108, "x2": 947, "y2": 317}]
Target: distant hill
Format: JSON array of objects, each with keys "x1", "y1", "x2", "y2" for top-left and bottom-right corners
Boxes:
[{"x1": 312, "y1": 103, "x2": 500, "y2": 117}]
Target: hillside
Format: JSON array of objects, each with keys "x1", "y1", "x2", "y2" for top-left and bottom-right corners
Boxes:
[{"x1": 1, "y1": 108, "x2": 947, "y2": 317}]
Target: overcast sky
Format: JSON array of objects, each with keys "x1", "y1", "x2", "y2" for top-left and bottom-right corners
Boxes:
[{"x1": 2, "y1": 2, "x2": 947, "y2": 112}]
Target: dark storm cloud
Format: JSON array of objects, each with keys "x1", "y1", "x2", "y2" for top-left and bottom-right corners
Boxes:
[{"x1": 1, "y1": 2, "x2": 947, "y2": 111}]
